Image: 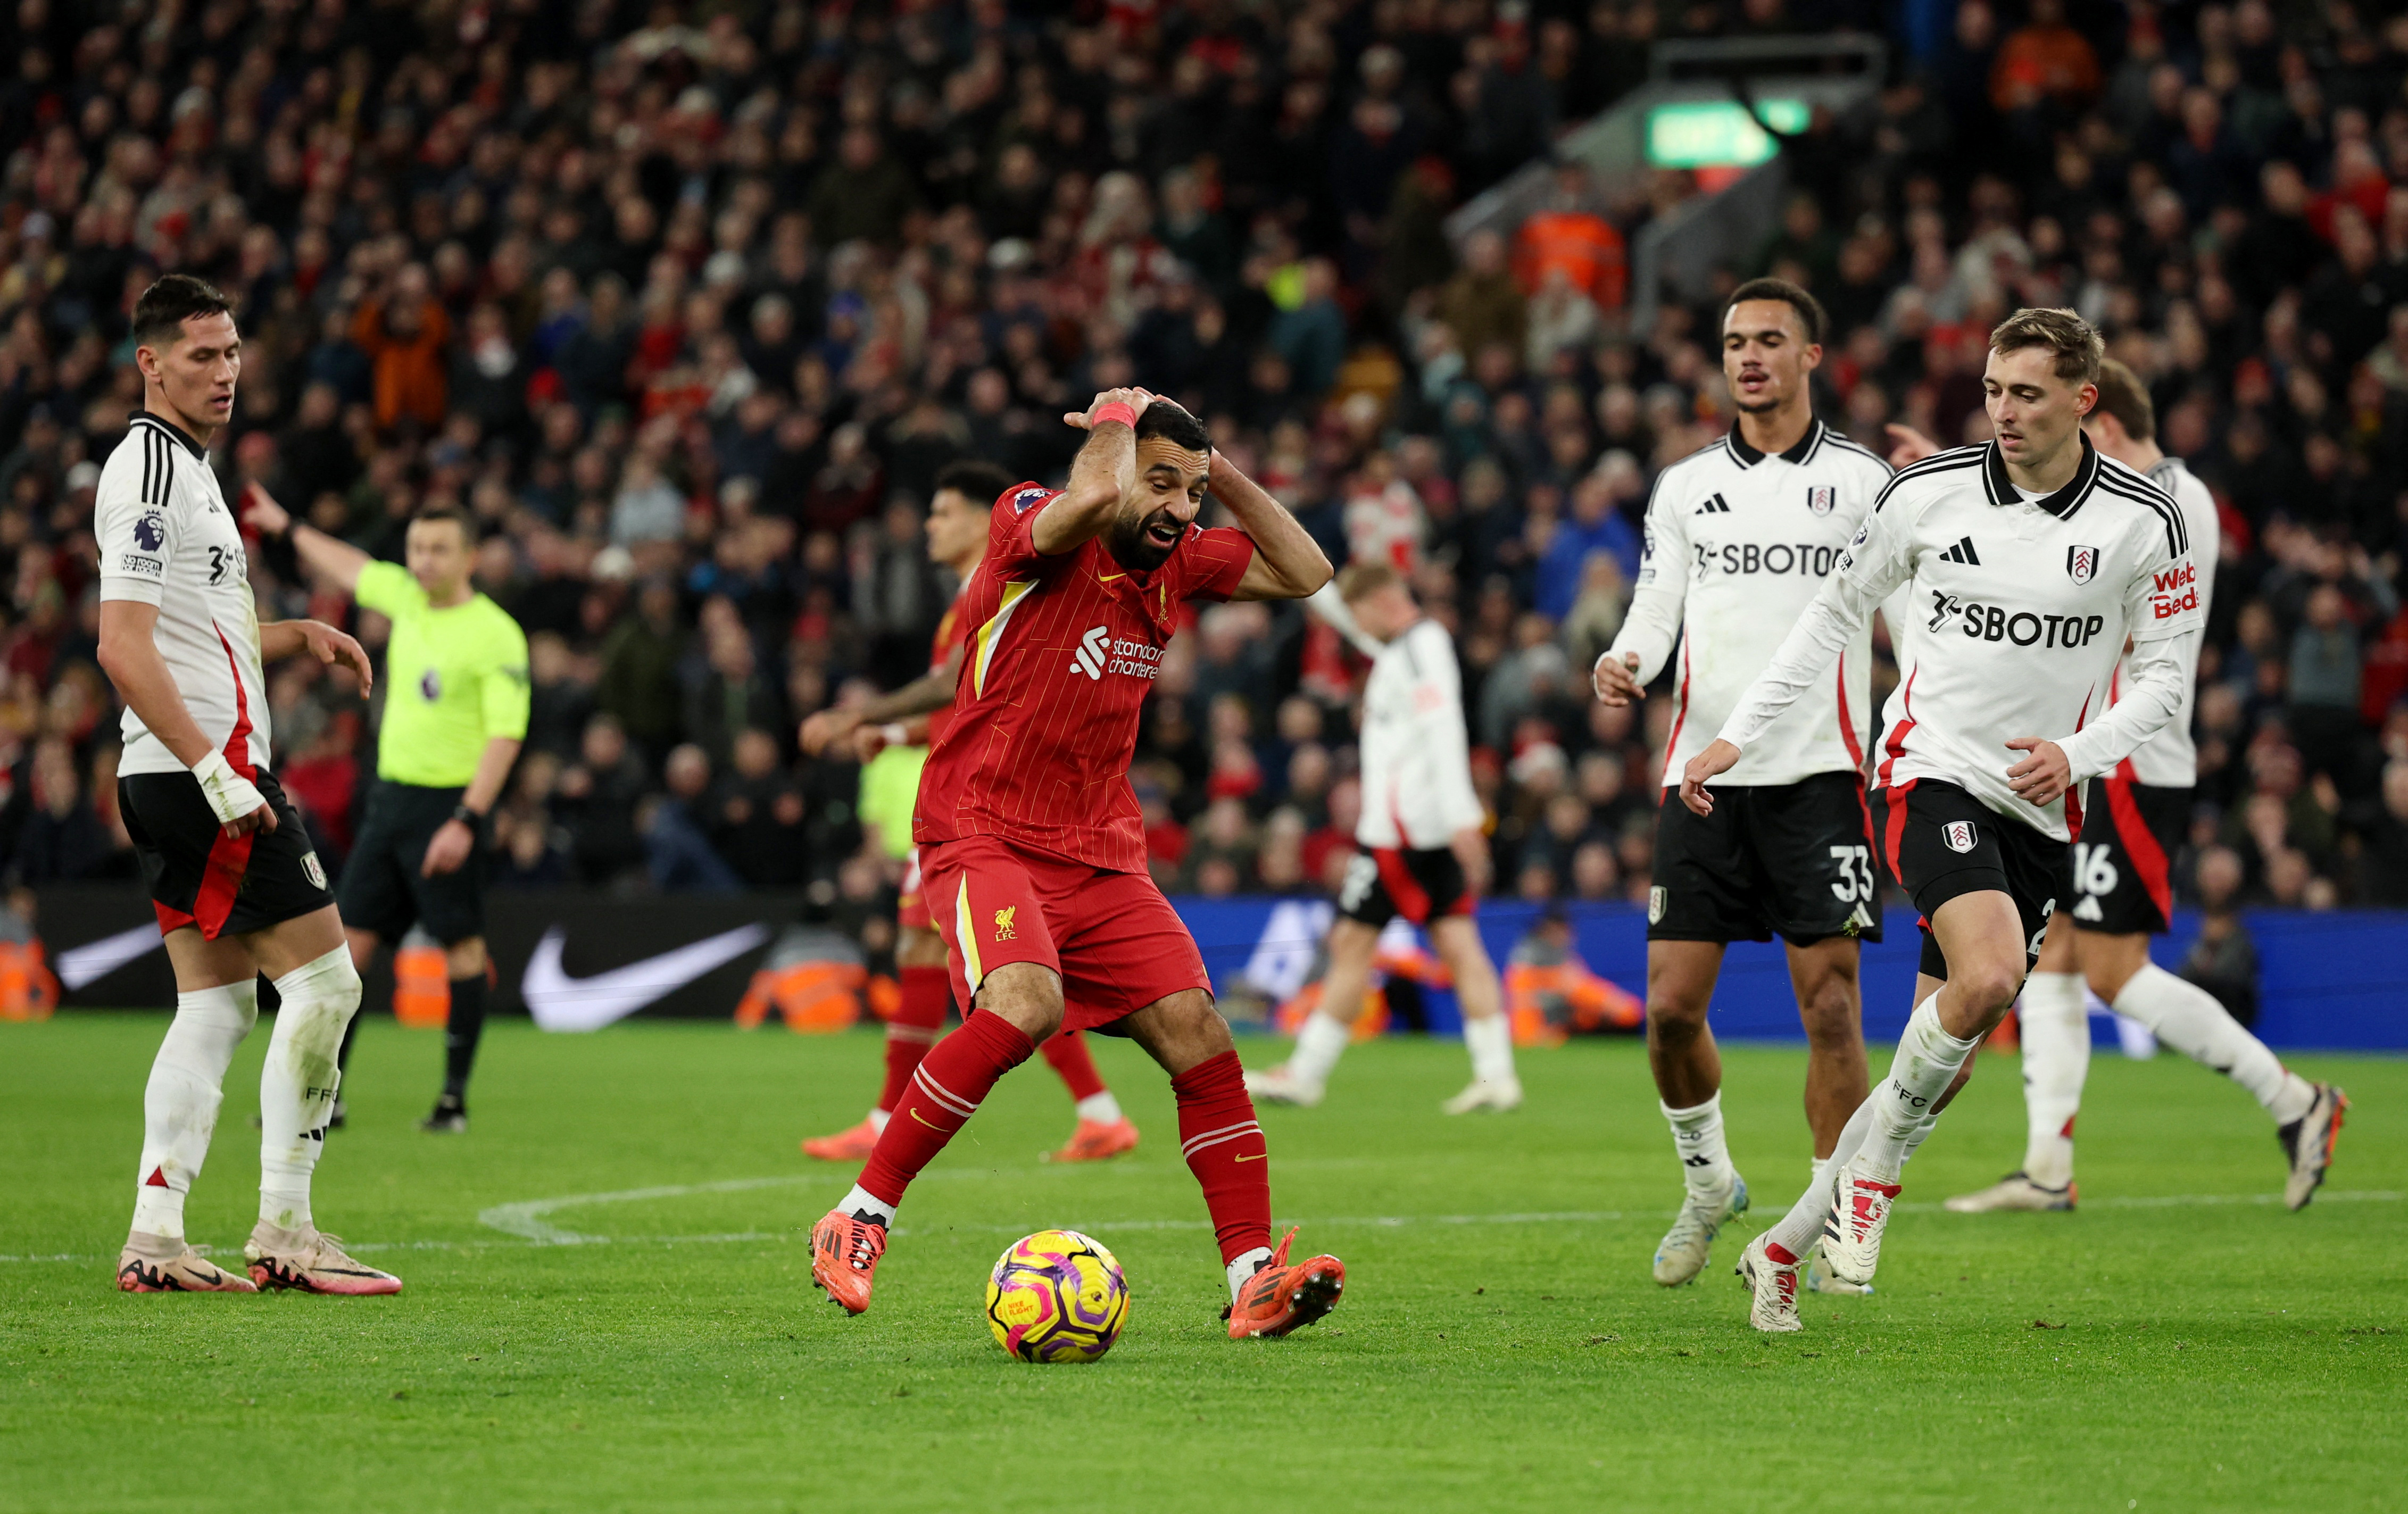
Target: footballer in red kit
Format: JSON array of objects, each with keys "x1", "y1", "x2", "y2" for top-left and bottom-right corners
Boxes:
[
  {"x1": 796, "y1": 461, "x2": 1137, "y2": 1168},
  {"x1": 811, "y1": 390, "x2": 1351, "y2": 1340}
]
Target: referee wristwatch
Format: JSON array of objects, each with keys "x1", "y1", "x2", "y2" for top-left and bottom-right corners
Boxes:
[{"x1": 451, "y1": 804, "x2": 485, "y2": 830}]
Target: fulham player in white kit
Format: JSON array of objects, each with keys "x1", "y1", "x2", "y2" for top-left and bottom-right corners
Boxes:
[
  {"x1": 1939, "y1": 362, "x2": 2347, "y2": 1214},
  {"x1": 1686, "y1": 309, "x2": 2205, "y2": 1330},
  {"x1": 1592, "y1": 280, "x2": 1893, "y2": 1288},
  {"x1": 99, "y1": 276, "x2": 399, "y2": 1295},
  {"x1": 1248, "y1": 562, "x2": 1516, "y2": 1112}
]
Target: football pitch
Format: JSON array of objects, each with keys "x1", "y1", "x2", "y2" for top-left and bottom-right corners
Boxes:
[{"x1": 3, "y1": 1013, "x2": 2400, "y2": 1513}]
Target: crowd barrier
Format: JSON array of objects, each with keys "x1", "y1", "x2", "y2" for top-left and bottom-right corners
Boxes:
[{"x1": 28, "y1": 886, "x2": 2406, "y2": 1052}]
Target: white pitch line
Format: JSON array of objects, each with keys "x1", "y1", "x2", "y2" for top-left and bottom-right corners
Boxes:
[{"x1": 5, "y1": 1189, "x2": 2395, "y2": 1265}]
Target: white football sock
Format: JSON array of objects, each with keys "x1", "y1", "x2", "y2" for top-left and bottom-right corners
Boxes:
[
  {"x1": 2016, "y1": 971, "x2": 2089, "y2": 1187},
  {"x1": 1227, "y1": 1245, "x2": 1274, "y2": 1302},
  {"x1": 1662, "y1": 1093, "x2": 1733, "y2": 1198},
  {"x1": 866, "y1": 1107, "x2": 891, "y2": 1133},
  {"x1": 1859, "y1": 996, "x2": 1978, "y2": 1183},
  {"x1": 1900, "y1": 1108, "x2": 1940, "y2": 1164},
  {"x1": 2112, "y1": 963, "x2": 2313, "y2": 1125},
  {"x1": 131, "y1": 981, "x2": 258, "y2": 1240},
  {"x1": 1286, "y1": 1011, "x2": 1351, "y2": 1088},
  {"x1": 838, "y1": 1184, "x2": 895, "y2": 1226},
  {"x1": 1769, "y1": 1095, "x2": 1876, "y2": 1258},
  {"x1": 258, "y1": 947, "x2": 361, "y2": 1232},
  {"x1": 1075, "y1": 1091, "x2": 1124, "y2": 1125},
  {"x1": 1463, "y1": 1013, "x2": 1516, "y2": 1085}
]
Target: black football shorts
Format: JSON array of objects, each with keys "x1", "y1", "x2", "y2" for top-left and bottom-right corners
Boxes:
[
  {"x1": 120, "y1": 766, "x2": 337, "y2": 939},
  {"x1": 1649, "y1": 770, "x2": 1884, "y2": 947},
  {"x1": 1871, "y1": 778, "x2": 2060, "y2": 980}
]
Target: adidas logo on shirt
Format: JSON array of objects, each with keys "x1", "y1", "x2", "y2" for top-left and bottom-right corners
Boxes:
[
  {"x1": 1938, "y1": 536, "x2": 1982, "y2": 565},
  {"x1": 1693, "y1": 493, "x2": 1732, "y2": 514}
]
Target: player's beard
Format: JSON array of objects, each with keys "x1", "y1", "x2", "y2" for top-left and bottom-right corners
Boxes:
[{"x1": 1106, "y1": 507, "x2": 1180, "y2": 571}]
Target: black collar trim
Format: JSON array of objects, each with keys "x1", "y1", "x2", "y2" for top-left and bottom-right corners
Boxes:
[
  {"x1": 1724, "y1": 418, "x2": 1823, "y2": 468},
  {"x1": 1981, "y1": 432, "x2": 2098, "y2": 520},
  {"x1": 130, "y1": 410, "x2": 206, "y2": 460}
]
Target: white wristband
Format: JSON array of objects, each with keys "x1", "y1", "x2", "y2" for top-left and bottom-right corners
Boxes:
[
  {"x1": 190, "y1": 750, "x2": 267, "y2": 825},
  {"x1": 880, "y1": 723, "x2": 910, "y2": 746}
]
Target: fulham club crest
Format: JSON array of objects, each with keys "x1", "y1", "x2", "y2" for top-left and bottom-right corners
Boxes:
[
  {"x1": 2066, "y1": 544, "x2": 2099, "y2": 585},
  {"x1": 1942, "y1": 820, "x2": 1977, "y2": 854},
  {"x1": 1806, "y1": 485, "x2": 1835, "y2": 517}
]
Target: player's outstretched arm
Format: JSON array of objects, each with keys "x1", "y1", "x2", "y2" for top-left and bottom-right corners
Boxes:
[
  {"x1": 244, "y1": 483, "x2": 372, "y2": 596},
  {"x1": 800, "y1": 645, "x2": 966, "y2": 756},
  {"x1": 1211, "y1": 452, "x2": 1333, "y2": 601},
  {"x1": 258, "y1": 619, "x2": 375, "y2": 693},
  {"x1": 1036, "y1": 388, "x2": 1153, "y2": 556},
  {"x1": 96, "y1": 601, "x2": 276, "y2": 838}
]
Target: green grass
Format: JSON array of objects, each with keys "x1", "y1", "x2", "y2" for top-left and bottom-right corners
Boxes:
[{"x1": 1, "y1": 1012, "x2": 2401, "y2": 1513}]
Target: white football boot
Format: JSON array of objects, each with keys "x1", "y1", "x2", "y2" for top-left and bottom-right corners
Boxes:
[
  {"x1": 1243, "y1": 1064, "x2": 1325, "y2": 1108},
  {"x1": 1803, "y1": 1237, "x2": 1873, "y2": 1295},
  {"x1": 1653, "y1": 1171, "x2": 1747, "y2": 1286},
  {"x1": 2278, "y1": 1084, "x2": 2348, "y2": 1211},
  {"x1": 1819, "y1": 1159, "x2": 1901, "y2": 1286},
  {"x1": 1735, "y1": 1234, "x2": 1802, "y2": 1333},
  {"x1": 1944, "y1": 1171, "x2": 2076, "y2": 1213},
  {"x1": 1440, "y1": 1076, "x2": 1523, "y2": 1114}
]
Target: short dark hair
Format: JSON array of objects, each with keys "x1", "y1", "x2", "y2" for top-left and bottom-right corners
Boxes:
[
  {"x1": 1724, "y1": 277, "x2": 1826, "y2": 346},
  {"x1": 410, "y1": 505, "x2": 476, "y2": 540},
  {"x1": 2089, "y1": 357, "x2": 2156, "y2": 442},
  {"x1": 1134, "y1": 398, "x2": 1212, "y2": 455},
  {"x1": 934, "y1": 460, "x2": 1016, "y2": 506},
  {"x1": 131, "y1": 274, "x2": 235, "y2": 351}
]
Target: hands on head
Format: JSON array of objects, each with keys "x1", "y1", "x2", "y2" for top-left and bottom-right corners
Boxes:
[{"x1": 1061, "y1": 387, "x2": 1156, "y2": 431}]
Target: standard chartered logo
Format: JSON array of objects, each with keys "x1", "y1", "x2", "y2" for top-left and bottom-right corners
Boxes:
[
  {"x1": 1073, "y1": 625, "x2": 1109, "y2": 680},
  {"x1": 1070, "y1": 625, "x2": 1166, "y2": 682}
]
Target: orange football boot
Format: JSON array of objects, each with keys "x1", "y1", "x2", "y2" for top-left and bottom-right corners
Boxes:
[
  {"x1": 1045, "y1": 1116, "x2": 1140, "y2": 1163},
  {"x1": 1224, "y1": 1228, "x2": 1344, "y2": 1339},
  {"x1": 801, "y1": 1117, "x2": 882, "y2": 1162},
  {"x1": 810, "y1": 1208, "x2": 887, "y2": 1315}
]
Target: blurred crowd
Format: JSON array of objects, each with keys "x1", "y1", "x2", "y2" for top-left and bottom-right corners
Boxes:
[{"x1": 5, "y1": 0, "x2": 2408, "y2": 926}]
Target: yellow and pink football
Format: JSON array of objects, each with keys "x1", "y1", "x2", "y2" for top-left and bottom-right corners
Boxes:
[{"x1": 984, "y1": 1229, "x2": 1130, "y2": 1363}]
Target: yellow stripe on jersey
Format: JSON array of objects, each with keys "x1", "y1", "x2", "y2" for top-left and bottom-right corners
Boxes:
[
  {"x1": 972, "y1": 579, "x2": 1035, "y2": 698},
  {"x1": 955, "y1": 876, "x2": 985, "y2": 997}
]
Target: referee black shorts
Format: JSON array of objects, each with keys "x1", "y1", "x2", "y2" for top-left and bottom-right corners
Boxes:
[
  {"x1": 120, "y1": 766, "x2": 337, "y2": 939},
  {"x1": 1871, "y1": 778, "x2": 2061, "y2": 981},
  {"x1": 337, "y1": 779, "x2": 486, "y2": 946}
]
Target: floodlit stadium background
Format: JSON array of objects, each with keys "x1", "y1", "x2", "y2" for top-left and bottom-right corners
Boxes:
[{"x1": 4, "y1": 0, "x2": 2408, "y2": 1048}]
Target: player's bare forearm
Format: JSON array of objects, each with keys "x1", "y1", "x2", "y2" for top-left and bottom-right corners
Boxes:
[
  {"x1": 464, "y1": 736, "x2": 521, "y2": 816},
  {"x1": 1036, "y1": 389, "x2": 1151, "y2": 555},
  {"x1": 96, "y1": 602, "x2": 217, "y2": 770},
  {"x1": 855, "y1": 659, "x2": 962, "y2": 724},
  {"x1": 1213, "y1": 453, "x2": 1332, "y2": 601},
  {"x1": 259, "y1": 619, "x2": 375, "y2": 694}
]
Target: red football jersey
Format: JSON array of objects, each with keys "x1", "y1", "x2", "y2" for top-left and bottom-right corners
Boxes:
[
  {"x1": 923, "y1": 585, "x2": 970, "y2": 747},
  {"x1": 915, "y1": 481, "x2": 1256, "y2": 872}
]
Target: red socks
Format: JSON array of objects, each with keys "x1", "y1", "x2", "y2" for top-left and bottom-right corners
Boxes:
[
  {"x1": 1038, "y1": 1029, "x2": 1107, "y2": 1103},
  {"x1": 876, "y1": 966, "x2": 953, "y2": 1114},
  {"x1": 1172, "y1": 1050, "x2": 1271, "y2": 1265},
  {"x1": 859, "y1": 1010, "x2": 1035, "y2": 1208}
]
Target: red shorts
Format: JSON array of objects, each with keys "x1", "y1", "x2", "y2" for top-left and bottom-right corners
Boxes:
[
  {"x1": 920, "y1": 834, "x2": 1211, "y2": 1032},
  {"x1": 896, "y1": 846, "x2": 935, "y2": 932}
]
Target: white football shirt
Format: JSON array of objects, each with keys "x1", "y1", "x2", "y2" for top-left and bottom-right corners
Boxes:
[
  {"x1": 1608, "y1": 420, "x2": 1894, "y2": 786},
  {"x1": 1354, "y1": 618, "x2": 1486, "y2": 851},
  {"x1": 1718, "y1": 436, "x2": 2204, "y2": 842},
  {"x1": 95, "y1": 412, "x2": 271, "y2": 777},
  {"x1": 2107, "y1": 456, "x2": 2218, "y2": 789}
]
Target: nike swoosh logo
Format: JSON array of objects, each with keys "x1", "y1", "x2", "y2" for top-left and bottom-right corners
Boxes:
[
  {"x1": 57, "y1": 922, "x2": 167, "y2": 989},
  {"x1": 910, "y1": 1108, "x2": 942, "y2": 1129},
  {"x1": 1234, "y1": 1153, "x2": 1264, "y2": 1162},
  {"x1": 521, "y1": 924, "x2": 774, "y2": 1031},
  {"x1": 1099, "y1": 573, "x2": 1126, "y2": 583}
]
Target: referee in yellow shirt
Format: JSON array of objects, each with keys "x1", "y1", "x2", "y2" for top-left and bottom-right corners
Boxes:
[{"x1": 243, "y1": 487, "x2": 528, "y2": 1133}]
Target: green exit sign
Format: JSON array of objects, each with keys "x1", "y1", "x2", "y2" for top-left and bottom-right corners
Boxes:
[{"x1": 1645, "y1": 98, "x2": 1810, "y2": 169}]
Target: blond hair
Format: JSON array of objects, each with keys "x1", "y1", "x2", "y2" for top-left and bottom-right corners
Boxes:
[{"x1": 1336, "y1": 561, "x2": 1403, "y2": 604}]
